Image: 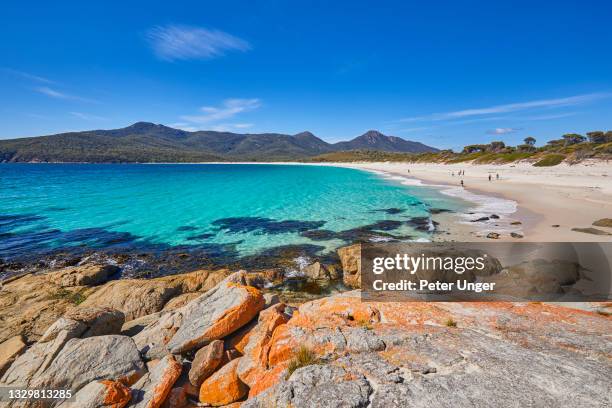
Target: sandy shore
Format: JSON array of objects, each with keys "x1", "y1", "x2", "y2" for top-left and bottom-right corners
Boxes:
[{"x1": 325, "y1": 160, "x2": 612, "y2": 242}]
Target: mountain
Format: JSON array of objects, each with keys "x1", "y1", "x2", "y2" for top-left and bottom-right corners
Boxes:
[
  {"x1": 333, "y1": 130, "x2": 435, "y2": 153},
  {"x1": 0, "y1": 123, "x2": 438, "y2": 163}
]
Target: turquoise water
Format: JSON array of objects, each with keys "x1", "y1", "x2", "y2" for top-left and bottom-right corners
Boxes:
[{"x1": 0, "y1": 164, "x2": 464, "y2": 267}]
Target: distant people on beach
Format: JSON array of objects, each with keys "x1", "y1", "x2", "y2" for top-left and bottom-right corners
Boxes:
[
  {"x1": 460, "y1": 179, "x2": 464, "y2": 187},
  {"x1": 488, "y1": 174, "x2": 492, "y2": 182},
  {"x1": 496, "y1": 173, "x2": 499, "y2": 180}
]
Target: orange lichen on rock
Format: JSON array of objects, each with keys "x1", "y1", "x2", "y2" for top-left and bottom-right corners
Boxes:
[
  {"x1": 199, "y1": 358, "x2": 249, "y2": 406},
  {"x1": 101, "y1": 380, "x2": 132, "y2": 408},
  {"x1": 248, "y1": 364, "x2": 287, "y2": 398},
  {"x1": 236, "y1": 303, "x2": 289, "y2": 387},
  {"x1": 200, "y1": 285, "x2": 265, "y2": 342}
]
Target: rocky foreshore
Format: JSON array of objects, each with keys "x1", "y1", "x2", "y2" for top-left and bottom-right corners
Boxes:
[{"x1": 0, "y1": 246, "x2": 611, "y2": 407}]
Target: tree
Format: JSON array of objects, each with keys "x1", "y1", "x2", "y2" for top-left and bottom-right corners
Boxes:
[
  {"x1": 488, "y1": 141, "x2": 506, "y2": 152},
  {"x1": 586, "y1": 131, "x2": 606, "y2": 144},
  {"x1": 562, "y1": 133, "x2": 586, "y2": 146},
  {"x1": 524, "y1": 136, "x2": 536, "y2": 146},
  {"x1": 462, "y1": 144, "x2": 488, "y2": 154}
]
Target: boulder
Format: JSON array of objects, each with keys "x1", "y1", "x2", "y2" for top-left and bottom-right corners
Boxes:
[
  {"x1": 31, "y1": 335, "x2": 145, "y2": 393},
  {"x1": 486, "y1": 232, "x2": 500, "y2": 239},
  {"x1": 188, "y1": 339, "x2": 224, "y2": 387},
  {"x1": 1, "y1": 326, "x2": 83, "y2": 386},
  {"x1": 57, "y1": 379, "x2": 131, "y2": 408},
  {"x1": 121, "y1": 312, "x2": 162, "y2": 337},
  {"x1": 263, "y1": 293, "x2": 280, "y2": 308},
  {"x1": 302, "y1": 262, "x2": 332, "y2": 280},
  {"x1": 166, "y1": 276, "x2": 265, "y2": 354},
  {"x1": 38, "y1": 317, "x2": 87, "y2": 343},
  {"x1": 64, "y1": 306, "x2": 125, "y2": 337},
  {"x1": 133, "y1": 311, "x2": 184, "y2": 360},
  {"x1": 237, "y1": 304, "x2": 289, "y2": 387},
  {"x1": 47, "y1": 263, "x2": 119, "y2": 287},
  {"x1": 0, "y1": 335, "x2": 27, "y2": 377},
  {"x1": 199, "y1": 358, "x2": 249, "y2": 406},
  {"x1": 130, "y1": 354, "x2": 182, "y2": 408},
  {"x1": 80, "y1": 269, "x2": 229, "y2": 321},
  {"x1": 337, "y1": 244, "x2": 361, "y2": 288}
]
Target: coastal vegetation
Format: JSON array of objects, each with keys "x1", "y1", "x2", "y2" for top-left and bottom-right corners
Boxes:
[{"x1": 307, "y1": 130, "x2": 612, "y2": 165}]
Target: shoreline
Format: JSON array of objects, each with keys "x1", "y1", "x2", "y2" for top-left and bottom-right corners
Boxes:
[{"x1": 326, "y1": 161, "x2": 612, "y2": 242}]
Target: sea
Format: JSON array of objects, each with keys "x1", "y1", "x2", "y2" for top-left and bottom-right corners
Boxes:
[{"x1": 0, "y1": 163, "x2": 468, "y2": 278}]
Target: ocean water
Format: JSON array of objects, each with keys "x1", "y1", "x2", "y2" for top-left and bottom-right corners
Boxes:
[{"x1": 0, "y1": 164, "x2": 466, "y2": 273}]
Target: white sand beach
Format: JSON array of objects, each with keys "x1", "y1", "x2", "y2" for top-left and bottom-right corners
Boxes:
[{"x1": 327, "y1": 160, "x2": 612, "y2": 242}]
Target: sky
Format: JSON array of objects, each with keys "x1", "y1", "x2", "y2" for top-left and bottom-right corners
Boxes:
[{"x1": 1, "y1": 0, "x2": 611, "y2": 150}]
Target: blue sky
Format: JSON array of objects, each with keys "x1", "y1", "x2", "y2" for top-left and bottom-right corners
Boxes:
[{"x1": 1, "y1": 0, "x2": 611, "y2": 150}]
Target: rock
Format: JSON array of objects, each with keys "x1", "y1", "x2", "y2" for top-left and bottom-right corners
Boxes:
[
  {"x1": 552, "y1": 224, "x2": 560, "y2": 227},
  {"x1": 302, "y1": 262, "x2": 332, "y2": 280},
  {"x1": 263, "y1": 293, "x2": 280, "y2": 308},
  {"x1": 64, "y1": 306, "x2": 125, "y2": 337},
  {"x1": 31, "y1": 335, "x2": 146, "y2": 393},
  {"x1": 199, "y1": 358, "x2": 249, "y2": 406},
  {"x1": 237, "y1": 304, "x2": 289, "y2": 387},
  {"x1": 471, "y1": 216, "x2": 490, "y2": 222},
  {"x1": 337, "y1": 244, "x2": 361, "y2": 288},
  {"x1": 57, "y1": 379, "x2": 131, "y2": 408},
  {"x1": 0, "y1": 335, "x2": 27, "y2": 377},
  {"x1": 121, "y1": 312, "x2": 162, "y2": 337},
  {"x1": 1, "y1": 326, "x2": 83, "y2": 386},
  {"x1": 486, "y1": 232, "x2": 500, "y2": 239},
  {"x1": 38, "y1": 317, "x2": 87, "y2": 343},
  {"x1": 510, "y1": 221, "x2": 522, "y2": 225},
  {"x1": 0, "y1": 272, "x2": 97, "y2": 344},
  {"x1": 133, "y1": 310, "x2": 184, "y2": 360},
  {"x1": 188, "y1": 340, "x2": 224, "y2": 387},
  {"x1": 80, "y1": 269, "x2": 229, "y2": 321},
  {"x1": 571, "y1": 227, "x2": 612, "y2": 236},
  {"x1": 592, "y1": 218, "x2": 612, "y2": 227},
  {"x1": 245, "y1": 292, "x2": 611, "y2": 407},
  {"x1": 243, "y1": 364, "x2": 372, "y2": 408},
  {"x1": 47, "y1": 263, "x2": 119, "y2": 287},
  {"x1": 166, "y1": 275, "x2": 265, "y2": 354},
  {"x1": 162, "y1": 293, "x2": 200, "y2": 311},
  {"x1": 130, "y1": 354, "x2": 182, "y2": 408},
  {"x1": 510, "y1": 232, "x2": 523, "y2": 238},
  {"x1": 490, "y1": 214, "x2": 500, "y2": 219},
  {"x1": 160, "y1": 386, "x2": 188, "y2": 408}
]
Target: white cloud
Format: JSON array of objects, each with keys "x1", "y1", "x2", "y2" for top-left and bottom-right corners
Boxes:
[
  {"x1": 35, "y1": 87, "x2": 97, "y2": 103},
  {"x1": 147, "y1": 25, "x2": 250, "y2": 61},
  {"x1": 399, "y1": 93, "x2": 610, "y2": 123},
  {"x1": 69, "y1": 111, "x2": 106, "y2": 121},
  {"x1": 486, "y1": 127, "x2": 521, "y2": 135},
  {"x1": 211, "y1": 123, "x2": 254, "y2": 132},
  {"x1": 2, "y1": 68, "x2": 55, "y2": 84},
  {"x1": 181, "y1": 98, "x2": 260, "y2": 124}
]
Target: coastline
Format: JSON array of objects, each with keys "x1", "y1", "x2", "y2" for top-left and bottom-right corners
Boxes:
[{"x1": 325, "y1": 161, "x2": 612, "y2": 242}]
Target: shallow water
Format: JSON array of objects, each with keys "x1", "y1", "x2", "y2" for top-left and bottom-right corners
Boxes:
[{"x1": 0, "y1": 164, "x2": 466, "y2": 273}]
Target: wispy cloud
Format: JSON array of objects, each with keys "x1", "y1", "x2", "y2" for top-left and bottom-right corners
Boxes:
[
  {"x1": 399, "y1": 93, "x2": 610, "y2": 123},
  {"x1": 69, "y1": 111, "x2": 106, "y2": 121},
  {"x1": 2, "y1": 68, "x2": 55, "y2": 84},
  {"x1": 486, "y1": 127, "x2": 521, "y2": 135},
  {"x1": 181, "y1": 98, "x2": 261, "y2": 123},
  {"x1": 147, "y1": 25, "x2": 250, "y2": 61},
  {"x1": 521, "y1": 112, "x2": 579, "y2": 121},
  {"x1": 35, "y1": 87, "x2": 98, "y2": 103},
  {"x1": 211, "y1": 123, "x2": 254, "y2": 132}
]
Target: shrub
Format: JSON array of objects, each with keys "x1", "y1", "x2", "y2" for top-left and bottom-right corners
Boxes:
[
  {"x1": 533, "y1": 154, "x2": 566, "y2": 167},
  {"x1": 445, "y1": 318, "x2": 457, "y2": 327},
  {"x1": 49, "y1": 288, "x2": 87, "y2": 305},
  {"x1": 287, "y1": 346, "x2": 318, "y2": 377}
]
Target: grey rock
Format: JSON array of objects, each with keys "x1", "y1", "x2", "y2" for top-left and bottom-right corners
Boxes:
[
  {"x1": 243, "y1": 364, "x2": 372, "y2": 408},
  {"x1": 132, "y1": 311, "x2": 183, "y2": 360},
  {"x1": 30, "y1": 335, "x2": 145, "y2": 394},
  {"x1": 342, "y1": 327, "x2": 386, "y2": 352},
  {"x1": 64, "y1": 306, "x2": 125, "y2": 338},
  {"x1": 130, "y1": 354, "x2": 182, "y2": 408},
  {"x1": 57, "y1": 380, "x2": 131, "y2": 408},
  {"x1": 121, "y1": 312, "x2": 162, "y2": 337},
  {"x1": 263, "y1": 293, "x2": 280, "y2": 308}
]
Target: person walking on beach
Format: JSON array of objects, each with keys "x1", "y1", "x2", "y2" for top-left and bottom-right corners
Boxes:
[
  {"x1": 488, "y1": 174, "x2": 492, "y2": 182},
  {"x1": 460, "y1": 179, "x2": 464, "y2": 187},
  {"x1": 496, "y1": 173, "x2": 499, "y2": 180}
]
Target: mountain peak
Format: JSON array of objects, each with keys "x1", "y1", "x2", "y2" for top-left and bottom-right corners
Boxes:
[
  {"x1": 360, "y1": 130, "x2": 386, "y2": 138},
  {"x1": 294, "y1": 131, "x2": 316, "y2": 138}
]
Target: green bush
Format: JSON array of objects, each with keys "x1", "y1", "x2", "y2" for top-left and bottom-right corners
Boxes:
[{"x1": 533, "y1": 154, "x2": 566, "y2": 167}]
